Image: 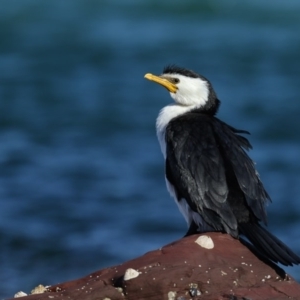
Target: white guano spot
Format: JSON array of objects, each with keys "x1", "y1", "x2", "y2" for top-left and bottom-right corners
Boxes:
[
  {"x1": 31, "y1": 285, "x2": 48, "y2": 294},
  {"x1": 195, "y1": 235, "x2": 214, "y2": 249},
  {"x1": 124, "y1": 268, "x2": 140, "y2": 281},
  {"x1": 167, "y1": 291, "x2": 177, "y2": 300},
  {"x1": 14, "y1": 291, "x2": 27, "y2": 298}
]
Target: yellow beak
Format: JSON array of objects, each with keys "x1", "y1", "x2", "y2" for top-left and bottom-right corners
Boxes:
[{"x1": 144, "y1": 73, "x2": 178, "y2": 93}]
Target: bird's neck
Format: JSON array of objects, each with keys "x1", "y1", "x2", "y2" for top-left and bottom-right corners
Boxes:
[
  {"x1": 156, "y1": 104, "x2": 198, "y2": 158},
  {"x1": 156, "y1": 100, "x2": 220, "y2": 157}
]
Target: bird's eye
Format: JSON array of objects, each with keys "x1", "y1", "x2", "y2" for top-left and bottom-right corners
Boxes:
[{"x1": 173, "y1": 78, "x2": 180, "y2": 84}]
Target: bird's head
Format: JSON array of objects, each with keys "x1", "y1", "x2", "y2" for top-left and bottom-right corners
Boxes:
[{"x1": 145, "y1": 65, "x2": 220, "y2": 114}]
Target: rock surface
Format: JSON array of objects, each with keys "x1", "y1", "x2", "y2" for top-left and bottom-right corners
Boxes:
[{"x1": 9, "y1": 233, "x2": 300, "y2": 300}]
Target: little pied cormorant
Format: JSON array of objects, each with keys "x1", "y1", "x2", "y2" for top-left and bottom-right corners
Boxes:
[{"x1": 144, "y1": 65, "x2": 300, "y2": 266}]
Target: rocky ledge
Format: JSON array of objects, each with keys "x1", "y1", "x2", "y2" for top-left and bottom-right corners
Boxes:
[{"x1": 9, "y1": 233, "x2": 300, "y2": 300}]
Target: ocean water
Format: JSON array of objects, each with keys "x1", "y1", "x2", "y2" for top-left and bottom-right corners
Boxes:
[{"x1": 0, "y1": 0, "x2": 300, "y2": 298}]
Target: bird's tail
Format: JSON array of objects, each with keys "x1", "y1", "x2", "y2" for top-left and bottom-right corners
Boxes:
[{"x1": 239, "y1": 223, "x2": 300, "y2": 266}]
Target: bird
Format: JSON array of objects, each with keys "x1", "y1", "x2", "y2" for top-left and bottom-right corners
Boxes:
[{"x1": 144, "y1": 65, "x2": 300, "y2": 266}]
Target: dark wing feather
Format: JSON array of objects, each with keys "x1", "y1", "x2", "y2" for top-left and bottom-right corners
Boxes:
[
  {"x1": 165, "y1": 114, "x2": 238, "y2": 235},
  {"x1": 213, "y1": 120, "x2": 270, "y2": 224}
]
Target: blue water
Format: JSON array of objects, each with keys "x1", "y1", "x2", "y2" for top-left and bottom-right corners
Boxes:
[{"x1": 1, "y1": 0, "x2": 300, "y2": 298}]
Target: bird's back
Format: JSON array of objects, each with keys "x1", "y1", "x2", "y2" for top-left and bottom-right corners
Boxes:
[{"x1": 165, "y1": 112, "x2": 269, "y2": 236}]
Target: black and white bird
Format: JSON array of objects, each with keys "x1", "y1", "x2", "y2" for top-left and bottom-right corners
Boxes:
[{"x1": 144, "y1": 65, "x2": 300, "y2": 266}]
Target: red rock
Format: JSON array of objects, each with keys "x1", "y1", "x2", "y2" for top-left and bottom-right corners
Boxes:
[{"x1": 9, "y1": 233, "x2": 300, "y2": 300}]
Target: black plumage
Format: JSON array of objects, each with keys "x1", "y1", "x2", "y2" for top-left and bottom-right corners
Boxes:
[
  {"x1": 145, "y1": 65, "x2": 300, "y2": 266},
  {"x1": 165, "y1": 114, "x2": 267, "y2": 234}
]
